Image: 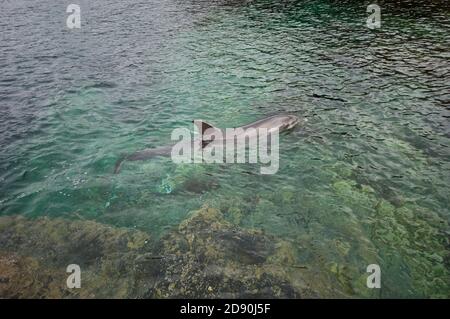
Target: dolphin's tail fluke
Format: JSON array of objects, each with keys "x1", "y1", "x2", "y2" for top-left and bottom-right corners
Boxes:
[{"x1": 114, "y1": 155, "x2": 127, "y2": 174}]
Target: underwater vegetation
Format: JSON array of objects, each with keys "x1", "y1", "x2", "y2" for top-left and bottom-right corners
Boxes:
[
  {"x1": 1, "y1": 130, "x2": 449, "y2": 298},
  {"x1": 0, "y1": 207, "x2": 325, "y2": 298},
  {"x1": 194, "y1": 182, "x2": 449, "y2": 297},
  {"x1": 0, "y1": 215, "x2": 152, "y2": 298},
  {"x1": 332, "y1": 179, "x2": 450, "y2": 298},
  {"x1": 149, "y1": 206, "x2": 316, "y2": 298},
  {"x1": 2, "y1": 185, "x2": 447, "y2": 299}
]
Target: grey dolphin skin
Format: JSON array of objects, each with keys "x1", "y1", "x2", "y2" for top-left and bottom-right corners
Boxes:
[{"x1": 114, "y1": 114, "x2": 300, "y2": 173}]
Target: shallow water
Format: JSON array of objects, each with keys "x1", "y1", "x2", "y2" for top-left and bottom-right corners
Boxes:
[{"x1": 0, "y1": 0, "x2": 449, "y2": 298}]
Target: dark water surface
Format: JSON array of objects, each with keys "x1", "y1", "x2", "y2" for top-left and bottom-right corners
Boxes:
[{"x1": 0, "y1": 0, "x2": 449, "y2": 298}]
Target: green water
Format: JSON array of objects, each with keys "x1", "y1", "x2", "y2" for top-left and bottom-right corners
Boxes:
[{"x1": 0, "y1": 0, "x2": 449, "y2": 298}]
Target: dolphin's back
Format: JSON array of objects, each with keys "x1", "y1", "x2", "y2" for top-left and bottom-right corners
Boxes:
[
  {"x1": 127, "y1": 146, "x2": 173, "y2": 160},
  {"x1": 240, "y1": 114, "x2": 299, "y2": 131},
  {"x1": 114, "y1": 145, "x2": 173, "y2": 173}
]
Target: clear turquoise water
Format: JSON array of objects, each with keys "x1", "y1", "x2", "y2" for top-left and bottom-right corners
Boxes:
[{"x1": 0, "y1": 0, "x2": 449, "y2": 297}]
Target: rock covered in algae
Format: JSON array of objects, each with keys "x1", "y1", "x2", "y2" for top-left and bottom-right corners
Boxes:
[
  {"x1": 331, "y1": 179, "x2": 450, "y2": 298},
  {"x1": 371, "y1": 200, "x2": 450, "y2": 298},
  {"x1": 0, "y1": 252, "x2": 67, "y2": 298},
  {"x1": 146, "y1": 206, "x2": 320, "y2": 298},
  {"x1": 0, "y1": 209, "x2": 323, "y2": 298},
  {"x1": 5, "y1": 199, "x2": 418, "y2": 298},
  {"x1": 0, "y1": 215, "x2": 153, "y2": 298}
]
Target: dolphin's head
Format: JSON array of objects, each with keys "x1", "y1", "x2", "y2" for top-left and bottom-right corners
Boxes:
[
  {"x1": 272, "y1": 114, "x2": 302, "y2": 131},
  {"x1": 284, "y1": 115, "x2": 301, "y2": 130}
]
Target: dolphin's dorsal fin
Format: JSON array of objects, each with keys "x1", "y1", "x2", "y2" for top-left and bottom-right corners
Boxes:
[
  {"x1": 201, "y1": 139, "x2": 212, "y2": 148},
  {"x1": 193, "y1": 120, "x2": 219, "y2": 137}
]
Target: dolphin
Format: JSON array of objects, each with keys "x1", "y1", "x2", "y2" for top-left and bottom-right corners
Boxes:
[{"x1": 114, "y1": 114, "x2": 300, "y2": 173}]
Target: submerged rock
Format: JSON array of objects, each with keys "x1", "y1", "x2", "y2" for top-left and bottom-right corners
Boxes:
[
  {"x1": 331, "y1": 179, "x2": 450, "y2": 298},
  {"x1": 371, "y1": 200, "x2": 450, "y2": 298},
  {"x1": 0, "y1": 216, "x2": 153, "y2": 298},
  {"x1": 147, "y1": 206, "x2": 318, "y2": 298},
  {"x1": 0, "y1": 208, "x2": 323, "y2": 298},
  {"x1": 10, "y1": 197, "x2": 441, "y2": 298},
  {"x1": 0, "y1": 253, "x2": 67, "y2": 298}
]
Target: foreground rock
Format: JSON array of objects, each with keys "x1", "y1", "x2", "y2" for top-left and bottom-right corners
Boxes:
[
  {"x1": 0, "y1": 207, "x2": 321, "y2": 298},
  {"x1": 0, "y1": 216, "x2": 152, "y2": 298},
  {"x1": 147, "y1": 206, "x2": 319, "y2": 298}
]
